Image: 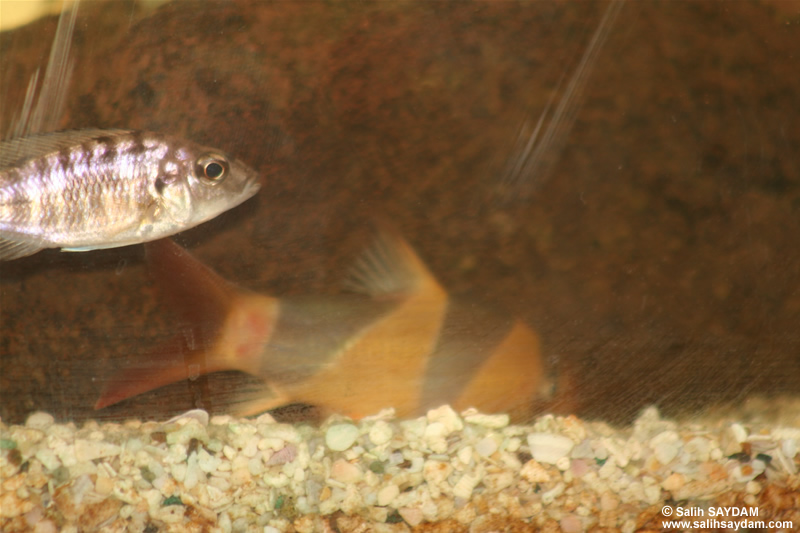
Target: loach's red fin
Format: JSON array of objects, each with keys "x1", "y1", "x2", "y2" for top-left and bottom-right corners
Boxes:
[
  {"x1": 95, "y1": 334, "x2": 226, "y2": 410},
  {"x1": 96, "y1": 238, "x2": 279, "y2": 410},
  {"x1": 144, "y1": 238, "x2": 238, "y2": 328}
]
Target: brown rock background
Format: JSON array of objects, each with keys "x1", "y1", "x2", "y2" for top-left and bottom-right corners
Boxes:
[{"x1": 1, "y1": 0, "x2": 799, "y2": 425}]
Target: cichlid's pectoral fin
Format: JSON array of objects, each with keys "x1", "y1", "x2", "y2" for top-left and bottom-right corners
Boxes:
[
  {"x1": 0, "y1": 237, "x2": 44, "y2": 261},
  {"x1": 343, "y1": 230, "x2": 446, "y2": 300}
]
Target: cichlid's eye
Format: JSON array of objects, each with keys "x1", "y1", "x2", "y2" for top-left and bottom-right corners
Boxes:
[{"x1": 195, "y1": 154, "x2": 229, "y2": 184}]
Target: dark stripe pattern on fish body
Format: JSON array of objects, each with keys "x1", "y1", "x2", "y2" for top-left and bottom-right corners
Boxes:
[{"x1": 0, "y1": 129, "x2": 260, "y2": 260}]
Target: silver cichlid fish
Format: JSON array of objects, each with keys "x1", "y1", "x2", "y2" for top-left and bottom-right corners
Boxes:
[
  {"x1": 0, "y1": 129, "x2": 260, "y2": 260},
  {"x1": 1, "y1": 2, "x2": 260, "y2": 261}
]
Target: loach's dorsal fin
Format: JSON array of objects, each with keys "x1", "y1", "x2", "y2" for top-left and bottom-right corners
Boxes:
[{"x1": 343, "y1": 230, "x2": 446, "y2": 300}]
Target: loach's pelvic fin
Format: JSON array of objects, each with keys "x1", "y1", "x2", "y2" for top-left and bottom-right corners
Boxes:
[
  {"x1": 343, "y1": 230, "x2": 445, "y2": 300},
  {"x1": 209, "y1": 380, "x2": 294, "y2": 418}
]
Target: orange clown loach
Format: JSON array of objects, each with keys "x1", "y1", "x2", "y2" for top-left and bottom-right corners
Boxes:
[{"x1": 96, "y1": 233, "x2": 552, "y2": 420}]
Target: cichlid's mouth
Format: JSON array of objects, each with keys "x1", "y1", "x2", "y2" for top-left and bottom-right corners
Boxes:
[
  {"x1": 245, "y1": 176, "x2": 262, "y2": 197},
  {"x1": 238, "y1": 164, "x2": 262, "y2": 199}
]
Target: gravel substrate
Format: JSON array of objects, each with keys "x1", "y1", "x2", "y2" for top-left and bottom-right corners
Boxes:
[{"x1": 1, "y1": 400, "x2": 799, "y2": 532}]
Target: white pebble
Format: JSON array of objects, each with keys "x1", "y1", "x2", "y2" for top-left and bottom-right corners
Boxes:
[
  {"x1": 650, "y1": 431, "x2": 680, "y2": 465},
  {"x1": 152, "y1": 505, "x2": 185, "y2": 524},
  {"x1": 423, "y1": 460, "x2": 453, "y2": 486},
  {"x1": 330, "y1": 459, "x2": 362, "y2": 484},
  {"x1": 197, "y1": 449, "x2": 221, "y2": 473},
  {"x1": 600, "y1": 492, "x2": 619, "y2": 511},
  {"x1": 541, "y1": 482, "x2": 565, "y2": 505},
  {"x1": 452, "y1": 471, "x2": 481, "y2": 499},
  {"x1": 368, "y1": 421, "x2": 393, "y2": 446},
  {"x1": 325, "y1": 424, "x2": 359, "y2": 451},
  {"x1": 426, "y1": 405, "x2": 463, "y2": 434},
  {"x1": 248, "y1": 457, "x2": 264, "y2": 476},
  {"x1": 463, "y1": 411, "x2": 509, "y2": 429},
  {"x1": 254, "y1": 412, "x2": 277, "y2": 424},
  {"x1": 560, "y1": 514, "x2": 583, "y2": 533},
  {"x1": 643, "y1": 484, "x2": 661, "y2": 504},
  {"x1": 34, "y1": 448, "x2": 61, "y2": 471},
  {"x1": 165, "y1": 409, "x2": 209, "y2": 426},
  {"x1": 377, "y1": 484, "x2": 399, "y2": 507},
  {"x1": 661, "y1": 473, "x2": 685, "y2": 492},
  {"x1": 475, "y1": 436, "x2": 498, "y2": 458},
  {"x1": 184, "y1": 453, "x2": 200, "y2": 490},
  {"x1": 520, "y1": 459, "x2": 550, "y2": 483},
  {"x1": 527, "y1": 433, "x2": 574, "y2": 464},
  {"x1": 424, "y1": 422, "x2": 448, "y2": 453},
  {"x1": 74, "y1": 439, "x2": 121, "y2": 462},
  {"x1": 242, "y1": 436, "x2": 259, "y2": 458},
  {"x1": 210, "y1": 415, "x2": 232, "y2": 426},
  {"x1": 505, "y1": 437, "x2": 522, "y2": 453},
  {"x1": 684, "y1": 437, "x2": 711, "y2": 462},
  {"x1": 25, "y1": 412, "x2": 55, "y2": 430},
  {"x1": 555, "y1": 456, "x2": 571, "y2": 472},
  {"x1": 457, "y1": 446, "x2": 473, "y2": 465},
  {"x1": 745, "y1": 480, "x2": 762, "y2": 494},
  {"x1": 729, "y1": 423, "x2": 748, "y2": 443},
  {"x1": 782, "y1": 439, "x2": 798, "y2": 467},
  {"x1": 398, "y1": 507, "x2": 424, "y2": 526}
]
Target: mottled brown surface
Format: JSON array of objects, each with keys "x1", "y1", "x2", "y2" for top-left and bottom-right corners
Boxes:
[{"x1": 1, "y1": 1, "x2": 799, "y2": 425}]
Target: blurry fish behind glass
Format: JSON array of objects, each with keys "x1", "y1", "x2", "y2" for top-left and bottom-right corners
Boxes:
[
  {"x1": 0, "y1": 2, "x2": 260, "y2": 261},
  {"x1": 96, "y1": 232, "x2": 553, "y2": 420},
  {"x1": 0, "y1": 130, "x2": 260, "y2": 260}
]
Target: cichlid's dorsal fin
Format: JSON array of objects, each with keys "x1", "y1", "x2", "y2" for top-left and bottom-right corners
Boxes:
[
  {"x1": 0, "y1": 129, "x2": 132, "y2": 169},
  {"x1": 343, "y1": 231, "x2": 445, "y2": 299},
  {"x1": 6, "y1": 0, "x2": 79, "y2": 140}
]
